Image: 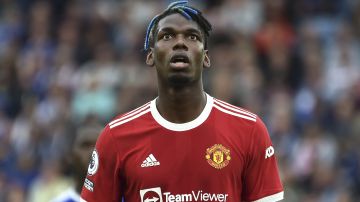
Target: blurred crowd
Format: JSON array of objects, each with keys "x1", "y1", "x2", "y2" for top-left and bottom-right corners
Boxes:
[{"x1": 0, "y1": 0, "x2": 360, "y2": 201}]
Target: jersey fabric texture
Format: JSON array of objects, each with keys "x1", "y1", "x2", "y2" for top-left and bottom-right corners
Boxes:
[{"x1": 81, "y1": 94, "x2": 284, "y2": 202}]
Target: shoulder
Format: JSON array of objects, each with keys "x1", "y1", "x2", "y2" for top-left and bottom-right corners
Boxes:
[
  {"x1": 94, "y1": 101, "x2": 153, "y2": 149},
  {"x1": 108, "y1": 101, "x2": 152, "y2": 129},
  {"x1": 212, "y1": 97, "x2": 257, "y2": 123},
  {"x1": 211, "y1": 97, "x2": 270, "y2": 141}
]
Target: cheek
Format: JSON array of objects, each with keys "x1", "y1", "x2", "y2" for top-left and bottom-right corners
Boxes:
[
  {"x1": 154, "y1": 43, "x2": 170, "y2": 62},
  {"x1": 191, "y1": 42, "x2": 205, "y2": 56},
  {"x1": 193, "y1": 48, "x2": 206, "y2": 64},
  {"x1": 155, "y1": 50, "x2": 166, "y2": 63}
]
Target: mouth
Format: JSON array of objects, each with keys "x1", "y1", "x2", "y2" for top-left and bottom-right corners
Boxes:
[{"x1": 170, "y1": 54, "x2": 190, "y2": 69}]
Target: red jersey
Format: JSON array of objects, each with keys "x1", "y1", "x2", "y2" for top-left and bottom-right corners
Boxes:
[{"x1": 80, "y1": 94, "x2": 283, "y2": 202}]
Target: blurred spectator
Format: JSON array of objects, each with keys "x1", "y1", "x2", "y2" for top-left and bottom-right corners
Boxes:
[
  {"x1": 27, "y1": 161, "x2": 71, "y2": 202},
  {"x1": 50, "y1": 123, "x2": 102, "y2": 202},
  {"x1": 218, "y1": 0, "x2": 263, "y2": 35},
  {"x1": 322, "y1": 23, "x2": 360, "y2": 102}
]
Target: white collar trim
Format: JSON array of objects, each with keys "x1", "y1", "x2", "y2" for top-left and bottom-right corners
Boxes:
[{"x1": 150, "y1": 93, "x2": 213, "y2": 131}]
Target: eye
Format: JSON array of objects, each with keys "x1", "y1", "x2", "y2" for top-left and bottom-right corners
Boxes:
[
  {"x1": 162, "y1": 34, "x2": 172, "y2": 40},
  {"x1": 188, "y1": 34, "x2": 199, "y2": 41}
]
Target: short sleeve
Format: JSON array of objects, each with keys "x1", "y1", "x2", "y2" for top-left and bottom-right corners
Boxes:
[
  {"x1": 242, "y1": 118, "x2": 284, "y2": 202},
  {"x1": 80, "y1": 126, "x2": 122, "y2": 202}
]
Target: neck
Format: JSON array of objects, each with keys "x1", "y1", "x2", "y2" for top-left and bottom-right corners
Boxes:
[{"x1": 157, "y1": 85, "x2": 207, "y2": 123}]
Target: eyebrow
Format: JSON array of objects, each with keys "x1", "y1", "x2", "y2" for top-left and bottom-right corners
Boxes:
[
  {"x1": 157, "y1": 27, "x2": 202, "y2": 36},
  {"x1": 185, "y1": 28, "x2": 202, "y2": 36}
]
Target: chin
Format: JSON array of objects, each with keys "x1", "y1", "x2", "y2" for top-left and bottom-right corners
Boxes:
[{"x1": 168, "y1": 75, "x2": 192, "y2": 87}]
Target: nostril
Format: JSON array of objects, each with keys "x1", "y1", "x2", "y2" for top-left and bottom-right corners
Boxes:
[{"x1": 173, "y1": 42, "x2": 188, "y2": 50}]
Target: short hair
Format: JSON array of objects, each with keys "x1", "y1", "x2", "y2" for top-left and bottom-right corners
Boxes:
[{"x1": 144, "y1": 0, "x2": 212, "y2": 52}]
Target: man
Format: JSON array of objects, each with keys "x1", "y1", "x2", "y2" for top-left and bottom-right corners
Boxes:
[
  {"x1": 81, "y1": 1, "x2": 284, "y2": 201},
  {"x1": 51, "y1": 124, "x2": 102, "y2": 202}
]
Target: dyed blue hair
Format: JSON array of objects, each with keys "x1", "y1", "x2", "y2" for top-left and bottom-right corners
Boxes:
[{"x1": 144, "y1": 0, "x2": 212, "y2": 52}]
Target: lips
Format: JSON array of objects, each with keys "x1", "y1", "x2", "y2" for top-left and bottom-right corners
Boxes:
[{"x1": 170, "y1": 54, "x2": 190, "y2": 69}]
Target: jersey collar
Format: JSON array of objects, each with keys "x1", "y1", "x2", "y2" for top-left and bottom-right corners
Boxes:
[{"x1": 150, "y1": 93, "x2": 213, "y2": 131}]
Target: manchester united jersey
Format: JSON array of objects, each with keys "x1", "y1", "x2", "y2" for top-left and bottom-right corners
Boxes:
[{"x1": 80, "y1": 94, "x2": 284, "y2": 202}]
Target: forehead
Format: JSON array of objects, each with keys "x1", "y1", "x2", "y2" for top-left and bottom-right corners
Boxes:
[{"x1": 157, "y1": 13, "x2": 202, "y2": 33}]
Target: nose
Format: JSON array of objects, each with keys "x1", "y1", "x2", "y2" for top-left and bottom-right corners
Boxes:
[{"x1": 172, "y1": 35, "x2": 188, "y2": 51}]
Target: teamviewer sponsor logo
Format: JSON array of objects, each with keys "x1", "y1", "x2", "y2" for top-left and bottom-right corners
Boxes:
[
  {"x1": 140, "y1": 187, "x2": 229, "y2": 202},
  {"x1": 140, "y1": 187, "x2": 163, "y2": 202}
]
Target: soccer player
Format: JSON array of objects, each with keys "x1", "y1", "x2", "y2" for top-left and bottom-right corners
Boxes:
[
  {"x1": 51, "y1": 124, "x2": 102, "y2": 202},
  {"x1": 81, "y1": 1, "x2": 284, "y2": 201}
]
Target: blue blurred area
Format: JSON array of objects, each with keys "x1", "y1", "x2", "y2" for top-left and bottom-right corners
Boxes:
[{"x1": 0, "y1": 0, "x2": 360, "y2": 201}]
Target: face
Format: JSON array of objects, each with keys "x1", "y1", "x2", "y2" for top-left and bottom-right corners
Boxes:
[
  {"x1": 72, "y1": 129, "x2": 99, "y2": 180},
  {"x1": 146, "y1": 13, "x2": 210, "y2": 87}
]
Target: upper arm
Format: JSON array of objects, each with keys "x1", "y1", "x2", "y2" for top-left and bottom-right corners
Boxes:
[{"x1": 242, "y1": 119, "x2": 284, "y2": 202}]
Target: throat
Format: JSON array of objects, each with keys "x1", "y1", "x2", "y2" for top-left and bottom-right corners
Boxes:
[{"x1": 156, "y1": 91, "x2": 207, "y2": 123}]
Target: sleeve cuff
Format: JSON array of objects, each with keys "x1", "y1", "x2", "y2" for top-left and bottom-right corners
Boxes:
[{"x1": 252, "y1": 191, "x2": 284, "y2": 202}]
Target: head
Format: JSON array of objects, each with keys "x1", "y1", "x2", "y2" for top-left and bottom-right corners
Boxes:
[
  {"x1": 144, "y1": 1, "x2": 212, "y2": 88},
  {"x1": 72, "y1": 125, "x2": 102, "y2": 187}
]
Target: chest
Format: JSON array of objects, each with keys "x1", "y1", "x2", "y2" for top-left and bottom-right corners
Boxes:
[{"x1": 120, "y1": 126, "x2": 249, "y2": 192}]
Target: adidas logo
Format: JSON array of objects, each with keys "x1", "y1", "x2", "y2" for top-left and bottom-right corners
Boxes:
[{"x1": 141, "y1": 154, "x2": 160, "y2": 167}]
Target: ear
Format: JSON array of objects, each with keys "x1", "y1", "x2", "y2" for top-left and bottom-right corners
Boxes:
[
  {"x1": 203, "y1": 50, "x2": 211, "y2": 68},
  {"x1": 146, "y1": 48, "x2": 155, "y2": 67}
]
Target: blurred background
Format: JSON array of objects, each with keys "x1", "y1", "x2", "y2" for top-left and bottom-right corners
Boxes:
[{"x1": 0, "y1": 0, "x2": 359, "y2": 201}]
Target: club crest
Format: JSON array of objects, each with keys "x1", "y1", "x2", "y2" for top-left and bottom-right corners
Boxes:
[{"x1": 205, "y1": 144, "x2": 231, "y2": 169}]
